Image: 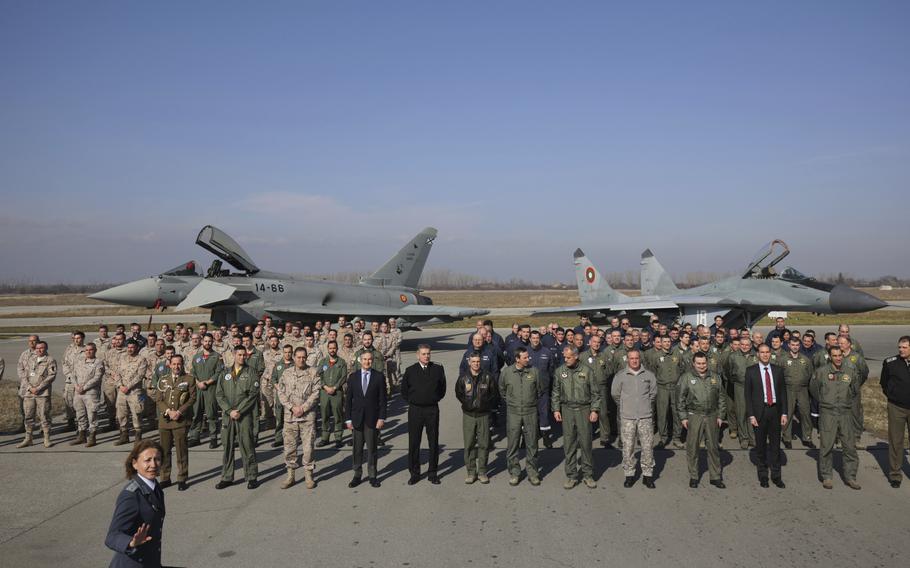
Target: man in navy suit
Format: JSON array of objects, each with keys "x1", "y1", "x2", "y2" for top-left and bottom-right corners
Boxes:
[
  {"x1": 746, "y1": 344, "x2": 789, "y2": 488},
  {"x1": 346, "y1": 350, "x2": 387, "y2": 488}
]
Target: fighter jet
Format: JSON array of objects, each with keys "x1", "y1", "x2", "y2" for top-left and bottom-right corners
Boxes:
[
  {"x1": 90, "y1": 225, "x2": 488, "y2": 328},
  {"x1": 532, "y1": 240, "x2": 889, "y2": 328}
]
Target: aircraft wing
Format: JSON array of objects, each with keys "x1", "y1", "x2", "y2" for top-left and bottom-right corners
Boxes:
[
  {"x1": 531, "y1": 300, "x2": 680, "y2": 316},
  {"x1": 266, "y1": 303, "x2": 489, "y2": 321}
]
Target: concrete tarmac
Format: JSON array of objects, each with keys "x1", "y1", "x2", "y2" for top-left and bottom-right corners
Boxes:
[{"x1": 1, "y1": 328, "x2": 909, "y2": 567}]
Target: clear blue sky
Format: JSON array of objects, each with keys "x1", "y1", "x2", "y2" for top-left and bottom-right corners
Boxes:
[{"x1": 1, "y1": 1, "x2": 907, "y2": 283}]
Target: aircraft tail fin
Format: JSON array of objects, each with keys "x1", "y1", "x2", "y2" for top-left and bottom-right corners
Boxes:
[
  {"x1": 640, "y1": 249, "x2": 679, "y2": 296},
  {"x1": 574, "y1": 248, "x2": 628, "y2": 304},
  {"x1": 361, "y1": 228, "x2": 437, "y2": 289}
]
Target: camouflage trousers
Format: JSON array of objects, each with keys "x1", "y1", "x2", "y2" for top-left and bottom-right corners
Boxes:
[
  {"x1": 284, "y1": 418, "x2": 316, "y2": 471},
  {"x1": 73, "y1": 390, "x2": 100, "y2": 432},
  {"x1": 64, "y1": 382, "x2": 76, "y2": 423},
  {"x1": 116, "y1": 389, "x2": 144, "y2": 431},
  {"x1": 620, "y1": 418, "x2": 655, "y2": 477},
  {"x1": 22, "y1": 395, "x2": 51, "y2": 432}
]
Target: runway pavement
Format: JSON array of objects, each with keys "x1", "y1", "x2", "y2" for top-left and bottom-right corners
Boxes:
[{"x1": 1, "y1": 328, "x2": 908, "y2": 567}]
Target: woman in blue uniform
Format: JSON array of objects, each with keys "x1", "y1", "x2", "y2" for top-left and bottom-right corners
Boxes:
[{"x1": 105, "y1": 440, "x2": 166, "y2": 567}]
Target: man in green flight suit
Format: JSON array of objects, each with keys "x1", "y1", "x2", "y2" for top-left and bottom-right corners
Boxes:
[
  {"x1": 316, "y1": 340, "x2": 348, "y2": 448},
  {"x1": 678, "y1": 351, "x2": 727, "y2": 489},
  {"x1": 215, "y1": 346, "x2": 260, "y2": 490},
  {"x1": 552, "y1": 345, "x2": 600, "y2": 490},
  {"x1": 188, "y1": 333, "x2": 224, "y2": 449},
  {"x1": 268, "y1": 344, "x2": 294, "y2": 448},
  {"x1": 501, "y1": 347, "x2": 544, "y2": 486},
  {"x1": 812, "y1": 346, "x2": 862, "y2": 490},
  {"x1": 780, "y1": 337, "x2": 815, "y2": 448},
  {"x1": 724, "y1": 336, "x2": 757, "y2": 449}
]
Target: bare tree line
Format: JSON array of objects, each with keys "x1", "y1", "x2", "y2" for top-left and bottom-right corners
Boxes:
[{"x1": 1, "y1": 270, "x2": 908, "y2": 295}]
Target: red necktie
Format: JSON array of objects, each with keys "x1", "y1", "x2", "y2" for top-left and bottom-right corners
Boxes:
[{"x1": 764, "y1": 367, "x2": 773, "y2": 405}]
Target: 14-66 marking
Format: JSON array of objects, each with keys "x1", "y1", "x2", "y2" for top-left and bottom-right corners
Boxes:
[{"x1": 256, "y1": 282, "x2": 285, "y2": 293}]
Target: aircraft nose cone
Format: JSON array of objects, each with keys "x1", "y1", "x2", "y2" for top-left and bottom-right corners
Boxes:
[
  {"x1": 89, "y1": 278, "x2": 160, "y2": 307},
  {"x1": 829, "y1": 284, "x2": 888, "y2": 313}
]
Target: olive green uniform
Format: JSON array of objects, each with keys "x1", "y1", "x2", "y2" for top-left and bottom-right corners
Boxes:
[
  {"x1": 245, "y1": 347, "x2": 265, "y2": 441},
  {"x1": 724, "y1": 350, "x2": 757, "y2": 448},
  {"x1": 270, "y1": 360, "x2": 291, "y2": 442},
  {"x1": 216, "y1": 364, "x2": 259, "y2": 482},
  {"x1": 677, "y1": 370, "x2": 727, "y2": 481},
  {"x1": 188, "y1": 349, "x2": 224, "y2": 444},
  {"x1": 316, "y1": 356, "x2": 348, "y2": 444},
  {"x1": 779, "y1": 352, "x2": 814, "y2": 443},
  {"x1": 843, "y1": 351, "x2": 869, "y2": 440},
  {"x1": 501, "y1": 364, "x2": 544, "y2": 479},
  {"x1": 153, "y1": 373, "x2": 196, "y2": 482},
  {"x1": 582, "y1": 349, "x2": 612, "y2": 443},
  {"x1": 552, "y1": 362, "x2": 600, "y2": 481},
  {"x1": 811, "y1": 363, "x2": 860, "y2": 482},
  {"x1": 645, "y1": 349, "x2": 685, "y2": 444}
]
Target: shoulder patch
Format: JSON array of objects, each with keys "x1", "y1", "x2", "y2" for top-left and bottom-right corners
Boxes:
[
  {"x1": 885, "y1": 356, "x2": 897, "y2": 363},
  {"x1": 125, "y1": 480, "x2": 140, "y2": 493}
]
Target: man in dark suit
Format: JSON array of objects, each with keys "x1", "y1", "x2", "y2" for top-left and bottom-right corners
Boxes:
[
  {"x1": 400, "y1": 344, "x2": 447, "y2": 485},
  {"x1": 746, "y1": 344, "x2": 789, "y2": 488},
  {"x1": 345, "y1": 350, "x2": 387, "y2": 488}
]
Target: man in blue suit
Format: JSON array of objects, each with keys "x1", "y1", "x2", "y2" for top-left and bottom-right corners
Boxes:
[{"x1": 346, "y1": 351, "x2": 387, "y2": 488}]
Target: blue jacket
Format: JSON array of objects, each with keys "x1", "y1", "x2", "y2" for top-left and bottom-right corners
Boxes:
[
  {"x1": 459, "y1": 344, "x2": 502, "y2": 380},
  {"x1": 106, "y1": 475, "x2": 165, "y2": 567}
]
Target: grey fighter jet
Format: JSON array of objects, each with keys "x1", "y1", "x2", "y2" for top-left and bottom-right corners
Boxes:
[
  {"x1": 90, "y1": 225, "x2": 488, "y2": 328},
  {"x1": 532, "y1": 240, "x2": 888, "y2": 328}
]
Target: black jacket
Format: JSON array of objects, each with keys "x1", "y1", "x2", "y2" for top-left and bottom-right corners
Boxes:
[
  {"x1": 105, "y1": 475, "x2": 165, "y2": 567},
  {"x1": 345, "y1": 369, "x2": 388, "y2": 429},
  {"x1": 745, "y1": 363, "x2": 788, "y2": 421},
  {"x1": 455, "y1": 370, "x2": 500, "y2": 415},
  {"x1": 400, "y1": 362, "x2": 447, "y2": 406},
  {"x1": 881, "y1": 355, "x2": 910, "y2": 409}
]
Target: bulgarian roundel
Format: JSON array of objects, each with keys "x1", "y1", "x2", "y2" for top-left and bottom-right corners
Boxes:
[{"x1": 585, "y1": 267, "x2": 596, "y2": 283}]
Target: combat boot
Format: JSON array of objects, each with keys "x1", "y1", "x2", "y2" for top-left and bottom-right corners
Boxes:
[
  {"x1": 281, "y1": 469, "x2": 295, "y2": 489},
  {"x1": 542, "y1": 431, "x2": 553, "y2": 449},
  {"x1": 69, "y1": 431, "x2": 86, "y2": 446},
  {"x1": 65, "y1": 419, "x2": 76, "y2": 432},
  {"x1": 86, "y1": 432, "x2": 97, "y2": 447},
  {"x1": 43, "y1": 430, "x2": 53, "y2": 448},
  {"x1": 17, "y1": 433, "x2": 33, "y2": 448},
  {"x1": 209, "y1": 434, "x2": 219, "y2": 449},
  {"x1": 135, "y1": 428, "x2": 143, "y2": 441},
  {"x1": 303, "y1": 470, "x2": 316, "y2": 489},
  {"x1": 114, "y1": 429, "x2": 129, "y2": 446}
]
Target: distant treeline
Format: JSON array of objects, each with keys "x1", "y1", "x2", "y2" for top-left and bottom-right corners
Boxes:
[{"x1": 1, "y1": 270, "x2": 907, "y2": 294}]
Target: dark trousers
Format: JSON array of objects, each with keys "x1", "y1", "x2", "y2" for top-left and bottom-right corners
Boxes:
[
  {"x1": 754, "y1": 404, "x2": 783, "y2": 480},
  {"x1": 353, "y1": 424, "x2": 379, "y2": 479},
  {"x1": 408, "y1": 404, "x2": 440, "y2": 475}
]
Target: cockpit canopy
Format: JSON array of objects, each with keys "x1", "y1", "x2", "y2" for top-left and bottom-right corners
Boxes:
[
  {"x1": 162, "y1": 261, "x2": 199, "y2": 277},
  {"x1": 743, "y1": 240, "x2": 790, "y2": 279},
  {"x1": 779, "y1": 266, "x2": 835, "y2": 292},
  {"x1": 195, "y1": 225, "x2": 260, "y2": 274}
]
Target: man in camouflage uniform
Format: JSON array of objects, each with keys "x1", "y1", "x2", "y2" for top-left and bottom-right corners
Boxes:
[
  {"x1": 812, "y1": 346, "x2": 862, "y2": 490},
  {"x1": 316, "y1": 340, "x2": 348, "y2": 448},
  {"x1": 724, "y1": 336, "x2": 757, "y2": 449},
  {"x1": 69, "y1": 342, "x2": 104, "y2": 447},
  {"x1": 612, "y1": 350, "x2": 657, "y2": 488},
  {"x1": 501, "y1": 347, "x2": 544, "y2": 486},
  {"x1": 113, "y1": 340, "x2": 149, "y2": 445},
  {"x1": 17, "y1": 340, "x2": 57, "y2": 448},
  {"x1": 338, "y1": 333, "x2": 358, "y2": 372},
  {"x1": 62, "y1": 331, "x2": 87, "y2": 432},
  {"x1": 678, "y1": 352, "x2": 727, "y2": 489},
  {"x1": 780, "y1": 337, "x2": 815, "y2": 448},
  {"x1": 552, "y1": 345, "x2": 600, "y2": 489},
  {"x1": 277, "y1": 347, "x2": 322, "y2": 489},
  {"x1": 101, "y1": 333, "x2": 126, "y2": 432}
]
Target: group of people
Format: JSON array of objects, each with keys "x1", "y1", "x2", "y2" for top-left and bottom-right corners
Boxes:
[{"x1": 7, "y1": 315, "x2": 910, "y2": 493}]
